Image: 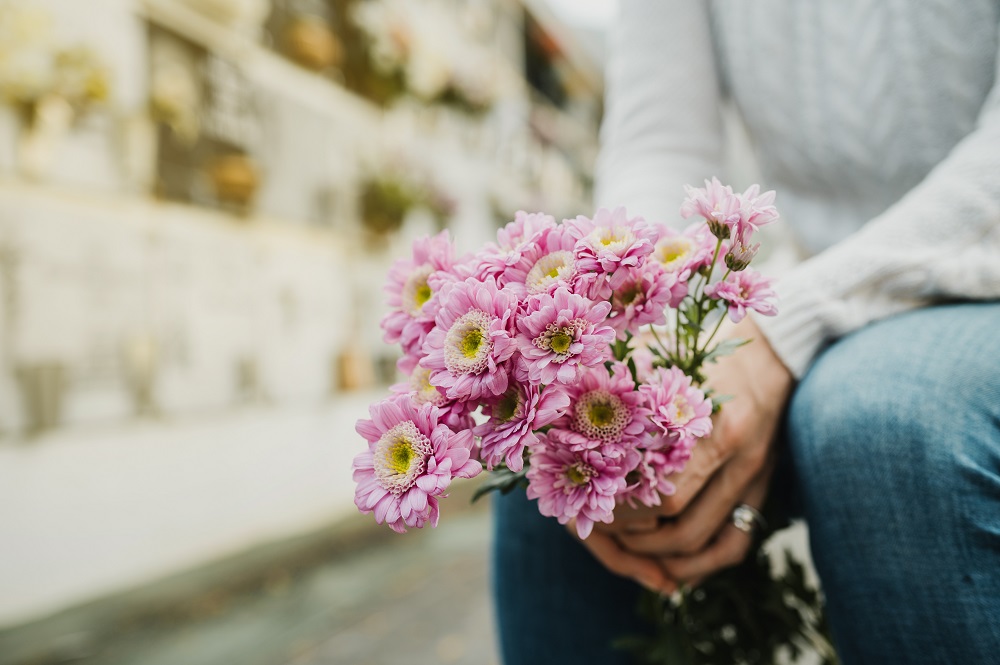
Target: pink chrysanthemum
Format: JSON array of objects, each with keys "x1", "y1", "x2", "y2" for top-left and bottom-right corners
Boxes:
[
  {"x1": 526, "y1": 435, "x2": 639, "y2": 538},
  {"x1": 569, "y1": 207, "x2": 657, "y2": 297},
  {"x1": 618, "y1": 443, "x2": 692, "y2": 508},
  {"x1": 421, "y1": 277, "x2": 519, "y2": 400},
  {"x1": 390, "y1": 365, "x2": 474, "y2": 431},
  {"x1": 353, "y1": 395, "x2": 481, "y2": 533},
  {"x1": 497, "y1": 223, "x2": 580, "y2": 298},
  {"x1": 548, "y1": 363, "x2": 654, "y2": 456},
  {"x1": 475, "y1": 211, "x2": 557, "y2": 284},
  {"x1": 394, "y1": 266, "x2": 469, "y2": 374},
  {"x1": 639, "y1": 366, "x2": 713, "y2": 445},
  {"x1": 652, "y1": 223, "x2": 717, "y2": 276},
  {"x1": 735, "y1": 184, "x2": 779, "y2": 242},
  {"x1": 474, "y1": 382, "x2": 570, "y2": 472},
  {"x1": 608, "y1": 265, "x2": 686, "y2": 340},
  {"x1": 680, "y1": 177, "x2": 741, "y2": 240},
  {"x1": 499, "y1": 212, "x2": 558, "y2": 251},
  {"x1": 382, "y1": 232, "x2": 459, "y2": 358},
  {"x1": 515, "y1": 288, "x2": 615, "y2": 385},
  {"x1": 704, "y1": 269, "x2": 778, "y2": 323}
]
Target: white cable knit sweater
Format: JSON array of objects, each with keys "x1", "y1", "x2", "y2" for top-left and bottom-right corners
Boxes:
[{"x1": 595, "y1": 1, "x2": 1000, "y2": 377}]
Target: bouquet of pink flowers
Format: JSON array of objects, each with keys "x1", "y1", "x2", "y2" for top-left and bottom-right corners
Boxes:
[{"x1": 352, "y1": 179, "x2": 832, "y2": 664}]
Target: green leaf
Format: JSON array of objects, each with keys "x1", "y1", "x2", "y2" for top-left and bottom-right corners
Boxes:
[
  {"x1": 708, "y1": 393, "x2": 733, "y2": 415},
  {"x1": 681, "y1": 302, "x2": 704, "y2": 332},
  {"x1": 703, "y1": 337, "x2": 750, "y2": 364},
  {"x1": 470, "y1": 467, "x2": 527, "y2": 503},
  {"x1": 612, "y1": 337, "x2": 630, "y2": 362}
]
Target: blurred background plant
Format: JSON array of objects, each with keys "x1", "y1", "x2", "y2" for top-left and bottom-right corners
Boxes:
[{"x1": 0, "y1": 4, "x2": 111, "y2": 118}]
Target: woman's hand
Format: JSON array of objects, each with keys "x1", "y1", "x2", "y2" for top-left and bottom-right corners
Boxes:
[{"x1": 574, "y1": 316, "x2": 794, "y2": 592}]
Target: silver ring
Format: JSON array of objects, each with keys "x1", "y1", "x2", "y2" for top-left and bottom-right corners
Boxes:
[{"x1": 731, "y1": 503, "x2": 767, "y2": 535}]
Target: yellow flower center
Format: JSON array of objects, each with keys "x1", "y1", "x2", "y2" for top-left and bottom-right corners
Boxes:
[
  {"x1": 373, "y1": 421, "x2": 433, "y2": 494},
  {"x1": 661, "y1": 248, "x2": 684, "y2": 263},
  {"x1": 672, "y1": 395, "x2": 695, "y2": 425},
  {"x1": 573, "y1": 389, "x2": 631, "y2": 443},
  {"x1": 549, "y1": 331, "x2": 572, "y2": 354},
  {"x1": 495, "y1": 389, "x2": 521, "y2": 422},
  {"x1": 526, "y1": 250, "x2": 576, "y2": 294},
  {"x1": 533, "y1": 320, "x2": 586, "y2": 361},
  {"x1": 403, "y1": 265, "x2": 436, "y2": 315},
  {"x1": 565, "y1": 461, "x2": 595, "y2": 486},
  {"x1": 409, "y1": 366, "x2": 445, "y2": 406},
  {"x1": 444, "y1": 309, "x2": 494, "y2": 375},
  {"x1": 618, "y1": 284, "x2": 641, "y2": 305},
  {"x1": 589, "y1": 225, "x2": 636, "y2": 252},
  {"x1": 655, "y1": 237, "x2": 695, "y2": 271},
  {"x1": 415, "y1": 282, "x2": 432, "y2": 308},
  {"x1": 588, "y1": 401, "x2": 616, "y2": 427},
  {"x1": 461, "y1": 328, "x2": 484, "y2": 358},
  {"x1": 388, "y1": 439, "x2": 415, "y2": 474}
]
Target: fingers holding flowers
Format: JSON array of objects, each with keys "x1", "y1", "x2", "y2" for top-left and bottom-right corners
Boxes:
[
  {"x1": 619, "y1": 316, "x2": 790, "y2": 577},
  {"x1": 656, "y1": 468, "x2": 772, "y2": 588},
  {"x1": 615, "y1": 442, "x2": 775, "y2": 560},
  {"x1": 569, "y1": 519, "x2": 678, "y2": 595}
]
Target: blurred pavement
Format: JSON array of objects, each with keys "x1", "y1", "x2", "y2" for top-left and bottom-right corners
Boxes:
[{"x1": 84, "y1": 510, "x2": 497, "y2": 665}]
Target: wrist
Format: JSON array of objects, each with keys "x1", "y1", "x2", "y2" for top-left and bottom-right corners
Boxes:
[{"x1": 736, "y1": 316, "x2": 795, "y2": 406}]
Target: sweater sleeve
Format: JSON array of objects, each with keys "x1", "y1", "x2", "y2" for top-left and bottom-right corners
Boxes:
[
  {"x1": 594, "y1": 0, "x2": 723, "y2": 223},
  {"x1": 755, "y1": 35, "x2": 1000, "y2": 378}
]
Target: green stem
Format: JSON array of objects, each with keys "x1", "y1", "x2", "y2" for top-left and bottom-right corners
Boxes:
[
  {"x1": 691, "y1": 259, "x2": 733, "y2": 366},
  {"x1": 702, "y1": 238, "x2": 724, "y2": 290},
  {"x1": 698, "y1": 309, "x2": 728, "y2": 358},
  {"x1": 675, "y1": 589, "x2": 698, "y2": 662},
  {"x1": 649, "y1": 325, "x2": 670, "y2": 361},
  {"x1": 802, "y1": 625, "x2": 839, "y2": 664},
  {"x1": 675, "y1": 313, "x2": 682, "y2": 365}
]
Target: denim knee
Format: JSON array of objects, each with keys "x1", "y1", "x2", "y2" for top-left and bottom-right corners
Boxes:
[
  {"x1": 788, "y1": 304, "x2": 1000, "y2": 545},
  {"x1": 785, "y1": 303, "x2": 1000, "y2": 663}
]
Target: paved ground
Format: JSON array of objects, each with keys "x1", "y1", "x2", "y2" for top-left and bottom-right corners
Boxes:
[
  {"x1": 65, "y1": 506, "x2": 499, "y2": 665},
  {"x1": 294, "y1": 510, "x2": 499, "y2": 665},
  {"x1": 5, "y1": 493, "x2": 817, "y2": 665}
]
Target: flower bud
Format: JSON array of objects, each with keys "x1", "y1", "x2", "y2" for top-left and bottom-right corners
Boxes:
[
  {"x1": 724, "y1": 241, "x2": 760, "y2": 271},
  {"x1": 707, "y1": 217, "x2": 732, "y2": 241}
]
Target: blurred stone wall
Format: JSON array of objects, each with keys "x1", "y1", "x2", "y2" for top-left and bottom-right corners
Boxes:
[{"x1": 0, "y1": 0, "x2": 602, "y2": 628}]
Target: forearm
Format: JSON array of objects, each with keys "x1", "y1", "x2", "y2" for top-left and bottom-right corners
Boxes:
[
  {"x1": 594, "y1": 0, "x2": 723, "y2": 223},
  {"x1": 757, "y1": 72, "x2": 1000, "y2": 377}
]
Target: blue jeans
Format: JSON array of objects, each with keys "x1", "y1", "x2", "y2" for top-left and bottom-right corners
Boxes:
[{"x1": 492, "y1": 302, "x2": 1000, "y2": 664}]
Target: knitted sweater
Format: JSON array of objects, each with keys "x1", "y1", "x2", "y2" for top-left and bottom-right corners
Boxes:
[{"x1": 595, "y1": 0, "x2": 1000, "y2": 377}]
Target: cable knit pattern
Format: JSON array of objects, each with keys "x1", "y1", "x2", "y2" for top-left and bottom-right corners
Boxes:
[{"x1": 596, "y1": 1, "x2": 1000, "y2": 377}]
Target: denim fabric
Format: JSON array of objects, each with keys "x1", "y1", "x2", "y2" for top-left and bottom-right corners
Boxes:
[
  {"x1": 492, "y1": 489, "x2": 648, "y2": 665},
  {"x1": 788, "y1": 302, "x2": 1000, "y2": 664},
  {"x1": 492, "y1": 302, "x2": 1000, "y2": 665}
]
